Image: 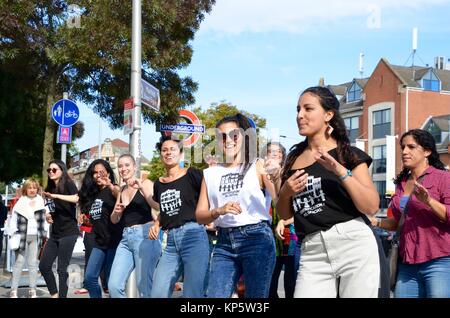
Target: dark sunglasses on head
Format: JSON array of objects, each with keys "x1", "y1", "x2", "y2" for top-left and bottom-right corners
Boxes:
[
  {"x1": 219, "y1": 129, "x2": 241, "y2": 142},
  {"x1": 47, "y1": 168, "x2": 59, "y2": 174}
]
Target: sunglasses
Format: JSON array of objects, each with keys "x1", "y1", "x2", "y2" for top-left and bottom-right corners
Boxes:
[
  {"x1": 219, "y1": 129, "x2": 241, "y2": 142},
  {"x1": 47, "y1": 168, "x2": 59, "y2": 174}
]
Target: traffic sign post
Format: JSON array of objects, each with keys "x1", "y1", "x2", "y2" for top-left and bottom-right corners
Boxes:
[
  {"x1": 51, "y1": 94, "x2": 79, "y2": 163},
  {"x1": 123, "y1": 98, "x2": 134, "y2": 135},
  {"x1": 51, "y1": 98, "x2": 79, "y2": 127},
  {"x1": 57, "y1": 126, "x2": 72, "y2": 144}
]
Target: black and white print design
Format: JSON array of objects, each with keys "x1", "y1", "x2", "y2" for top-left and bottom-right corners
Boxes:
[
  {"x1": 89, "y1": 199, "x2": 104, "y2": 221},
  {"x1": 219, "y1": 173, "x2": 244, "y2": 199},
  {"x1": 292, "y1": 176, "x2": 326, "y2": 217},
  {"x1": 160, "y1": 189, "x2": 182, "y2": 217}
]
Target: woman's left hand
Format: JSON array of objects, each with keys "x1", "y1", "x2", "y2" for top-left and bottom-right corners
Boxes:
[
  {"x1": 414, "y1": 182, "x2": 431, "y2": 206},
  {"x1": 42, "y1": 192, "x2": 56, "y2": 199},
  {"x1": 315, "y1": 147, "x2": 345, "y2": 177}
]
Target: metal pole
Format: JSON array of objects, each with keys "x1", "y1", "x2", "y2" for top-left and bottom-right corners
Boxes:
[
  {"x1": 98, "y1": 117, "x2": 102, "y2": 159},
  {"x1": 126, "y1": 0, "x2": 142, "y2": 298},
  {"x1": 61, "y1": 92, "x2": 69, "y2": 163}
]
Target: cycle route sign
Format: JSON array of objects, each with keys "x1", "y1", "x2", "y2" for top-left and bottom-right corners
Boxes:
[{"x1": 51, "y1": 99, "x2": 80, "y2": 127}]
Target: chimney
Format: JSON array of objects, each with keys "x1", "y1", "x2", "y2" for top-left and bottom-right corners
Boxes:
[
  {"x1": 434, "y1": 56, "x2": 445, "y2": 70},
  {"x1": 318, "y1": 77, "x2": 325, "y2": 87}
]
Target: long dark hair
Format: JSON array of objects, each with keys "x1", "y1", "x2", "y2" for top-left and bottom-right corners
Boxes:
[
  {"x1": 79, "y1": 159, "x2": 116, "y2": 213},
  {"x1": 394, "y1": 129, "x2": 446, "y2": 184},
  {"x1": 45, "y1": 159, "x2": 75, "y2": 194},
  {"x1": 216, "y1": 113, "x2": 256, "y2": 176},
  {"x1": 282, "y1": 86, "x2": 358, "y2": 182}
]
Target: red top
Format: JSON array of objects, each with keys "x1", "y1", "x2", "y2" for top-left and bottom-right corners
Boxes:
[{"x1": 391, "y1": 166, "x2": 450, "y2": 264}]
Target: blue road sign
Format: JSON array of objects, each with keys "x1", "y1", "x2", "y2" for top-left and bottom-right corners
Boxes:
[{"x1": 51, "y1": 99, "x2": 79, "y2": 127}]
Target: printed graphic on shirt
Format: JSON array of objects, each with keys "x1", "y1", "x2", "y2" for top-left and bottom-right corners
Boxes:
[
  {"x1": 89, "y1": 199, "x2": 104, "y2": 221},
  {"x1": 292, "y1": 176, "x2": 326, "y2": 217},
  {"x1": 160, "y1": 189, "x2": 182, "y2": 217},
  {"x1": 45, "y1": 198, "x2": 55, "y2": 213},
  {"x1": 219, "y1": 173, "x2": 244, "y2": 198}
]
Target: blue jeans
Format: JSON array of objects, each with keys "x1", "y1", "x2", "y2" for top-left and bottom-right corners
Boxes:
[
  {"x1": 85, "y1": 247, "x2": 116, "y2": 298},
  {"x1": 394, "y1": 256, "x2": 450, "y2": 298},
  {"x1": 207, "y1": 221, "x2": 276, "y2": 298},
  {"x1": 151, "y1": 222, "x2": 210, "y2": 298},
  {"x1": 108, "y1": 222, "x2": 161, "y2": 298}
]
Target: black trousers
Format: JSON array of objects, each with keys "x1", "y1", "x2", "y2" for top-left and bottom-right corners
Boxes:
[{"x1": 39, "y1": 235, "x2": 78, "y2": 298}]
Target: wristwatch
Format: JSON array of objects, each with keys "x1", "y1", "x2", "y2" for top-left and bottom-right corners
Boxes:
[{"x1": 338, "y1": 169, "x2": 352, "y2": 181}]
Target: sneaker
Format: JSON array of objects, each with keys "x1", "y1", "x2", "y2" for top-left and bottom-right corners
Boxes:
[
  {"x1": 74, "y1": 288, "x2": 89, "y2": 295},
  {"x1": 10, "y1": 290, "x2": 18, "y2": 298},
  {"x1": 29, "y1": 289, "x2": 37, "y2": 298}
]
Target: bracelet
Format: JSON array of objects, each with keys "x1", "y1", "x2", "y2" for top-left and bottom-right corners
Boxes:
[{"x1": 338, "y1": 169, "x2": 352, "y2": 181}]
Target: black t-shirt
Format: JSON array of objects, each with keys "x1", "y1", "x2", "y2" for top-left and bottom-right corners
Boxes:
[
  {"x1": 49, "y1": 181, "x2": 79, "y2": 239},
  {"x1": 287, "y1": 147, "x2": 372, "y2": 239},
  {"x1": 153, "y1": 167, "x2": 203, "y2": 230},
  {"x1": 87, "y1": 187, "x2": 124, "y2": 249}
]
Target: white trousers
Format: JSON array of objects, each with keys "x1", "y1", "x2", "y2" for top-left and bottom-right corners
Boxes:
[{"x1": 295, "y1": 217, "x2": 380, "y2": 298}]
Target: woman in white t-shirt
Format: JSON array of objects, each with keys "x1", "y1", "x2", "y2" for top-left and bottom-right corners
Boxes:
[{"x1": 196, "y1": 113, "x2": 276, "y2": 298}]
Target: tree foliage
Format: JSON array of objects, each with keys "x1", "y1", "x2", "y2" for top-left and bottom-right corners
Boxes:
[{"x1": 0, "y1": 0, "x2": 215, "y2": 182}]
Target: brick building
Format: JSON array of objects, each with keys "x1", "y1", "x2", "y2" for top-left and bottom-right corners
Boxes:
[{"x1": 329, "y1": 57, "x2": 450, "y2": 211}]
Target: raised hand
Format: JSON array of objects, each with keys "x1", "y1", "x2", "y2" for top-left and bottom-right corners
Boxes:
[
  {"x1": 414, "y1": 182, "x2": 431, "y2": 205},
  {"x1": 280, "y1": 169, "x2": 308, "y2": 197},
  {"x1": 314, "y1": 147, "x2": 343, "y2": 176},
  {"x1": 127, "y1": 177, "x2": 142, "y2": 189}
]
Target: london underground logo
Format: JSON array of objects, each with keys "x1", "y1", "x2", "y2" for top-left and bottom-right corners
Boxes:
[{"x1": 161, "y1": 109, "x2": 204, "y2": 148}]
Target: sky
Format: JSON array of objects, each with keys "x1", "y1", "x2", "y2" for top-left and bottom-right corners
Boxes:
[{"x1": 74, "y1": 0, "x2": 450, "y2": 161}]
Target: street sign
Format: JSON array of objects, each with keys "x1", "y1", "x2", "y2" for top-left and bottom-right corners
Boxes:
[
  {"x1": 57, "y1": 126, "x2": 72, "y2": 144},
  {"x1": 160, "y1": 123, "x2": 205, "y2": 134},
  {"x1": 51, "y1": 99, "x2": 79, "y2": 127},
  {"x1": 124, "y1": 98, "x2": 134, "y2": 135},
  {"x1": 141, "y1": 78, "x2": 160, "y2": 113}
]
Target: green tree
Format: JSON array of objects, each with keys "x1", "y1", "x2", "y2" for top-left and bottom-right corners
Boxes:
[
  {"x1": 0, "y1": 0, "x2": 215, "y2": 181},
  {"x1": 142, "y1": 101, "x2": 267, "y2": 179}
]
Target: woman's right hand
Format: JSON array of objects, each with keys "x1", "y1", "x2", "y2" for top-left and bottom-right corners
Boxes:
[
  {"x1": 45, "y1": 213, "x2": 53, "y2": 224},
  {"x1": 275, "y1": 220, "x2": 286, "y2": 240},
  {"x1": 216, "y1": 201, "x2": 242, "y2": 217},
  {"x1": 113, "y1": 203, "x2": 126, "y2": 216},
  {"x1": 280, "y1": 170, "x2": 308, "y2": 197},
  {"x1": 148, "y1": 224, "x2": 160, "y2": 240}
]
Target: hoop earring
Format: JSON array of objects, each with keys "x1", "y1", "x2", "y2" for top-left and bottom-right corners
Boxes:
[{"x1": 326, "y1": 123, "x2": 334, "y2": 136}]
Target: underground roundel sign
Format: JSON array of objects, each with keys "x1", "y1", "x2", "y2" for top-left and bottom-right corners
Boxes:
[{"x1": 161, "y1": 109, "x2": 204, "y2": 148}]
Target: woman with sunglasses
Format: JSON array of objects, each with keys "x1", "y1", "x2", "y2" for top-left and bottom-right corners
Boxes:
[
  {"x1": 149, "y1": 136, "x2": 210, "y2": 298},
  {"x1": 196, "y1": 113, "x2": 276, "y2": 298},
  {"x1": 79, "y1": 159, "x2": 122, "y2": 298},
  {"x1": 39, "y1": 159, "x2": 79, "y2": 298},
  {"x1": 108, "y1": 154, "x2": 161, "y2": 298},
  {"x1": 276, "y1": 86, "x2": 380, "y2": 298}
]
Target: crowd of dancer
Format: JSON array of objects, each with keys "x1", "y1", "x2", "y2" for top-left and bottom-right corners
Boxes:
[{"x1": 3, "y1": 86, "x2": 449, "y2": 298}]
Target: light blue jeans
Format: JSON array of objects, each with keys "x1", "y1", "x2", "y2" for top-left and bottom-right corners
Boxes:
[
  {"x1": 394, "y1": 256, "x2": 450, "y2": 298},
  {"x1": 108, "y1": 222, "x2": 161, "y2": 298},
  {"x1": 11, "y1": 235, "x2": 38, "y2": 291},
  {"x1": 151, "y1": 222, "x2": 210, "y2": 298},
  {"x1": 207, "y1": 221, "x2": 276, "y2": 298}
]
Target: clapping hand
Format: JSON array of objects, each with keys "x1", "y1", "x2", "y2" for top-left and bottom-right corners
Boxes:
[
  {"x1": 281, "y1": 170, "x2": 308, "y2": 197},
  {"x1": 314, "y1": 147, "x2": 343, "y2": 176},
  {"x1": 414, "y1": 182, "x2": 431, "y2": 206}
]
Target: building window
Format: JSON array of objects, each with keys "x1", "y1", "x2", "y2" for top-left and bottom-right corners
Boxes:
[
  {"x1": 347, "y1": 82, "x2": 362, "y2": 103},
  {"x1": 422, "y1": 70, "x2": 440, "y2": 92},
  {"x1": 344, "y1": 116, "x2": 360, "y2": 143},
  {"x1": 424, "y1": 120, "x2": 442, "y2": 143},
  {"x1": 372, "y1": 145, "x2": 386, "y2": 174},
  {"x1": 373, "y1": 109, "x2": 391, "y2": 139},
  {"x1": 374, "y1": 181, "x2": 388, "y2": 209}
]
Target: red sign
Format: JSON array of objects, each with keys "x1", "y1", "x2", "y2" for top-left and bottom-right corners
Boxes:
[{"x1": 57, "y1": 126, "x2": 72, "y2": 144}]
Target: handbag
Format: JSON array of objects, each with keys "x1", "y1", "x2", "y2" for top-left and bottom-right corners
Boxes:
[
  {"x1": 9, "y1": 233, "x2": 20, "y2": 250},
  {"x1": 388, "y1": 175, "x2": 424, "y2": 291}
]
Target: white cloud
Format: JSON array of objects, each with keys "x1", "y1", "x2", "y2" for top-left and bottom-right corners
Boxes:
[{"x1": 201, "y1": 0, "x2": 450, "y2": 34}]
